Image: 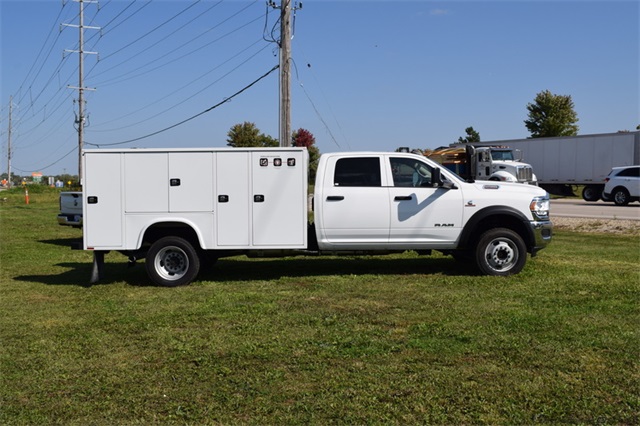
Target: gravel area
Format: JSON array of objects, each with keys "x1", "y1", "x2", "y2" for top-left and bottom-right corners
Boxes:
[{"x1": 552, "y1": 216, "x2": 640, "y2": 236}]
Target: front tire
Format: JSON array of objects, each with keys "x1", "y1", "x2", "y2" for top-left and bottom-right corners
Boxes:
[
  {"x1": 613, "y1": 188, "x2": 630, "y2": 206},
  {"x1": 146, "y1": 236, "x2": 200, "y2": 287},
  {"x1": 474, "y1": 228, "x2": 527, "y2": 276}
]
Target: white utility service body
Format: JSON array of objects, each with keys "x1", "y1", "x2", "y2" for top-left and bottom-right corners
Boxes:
[
  {"x1": 83, "y1": 147, "x2": 308, "y2": 252},
  {"x1": 82, "y1": 147, "x2": 552, "y2": 286}
]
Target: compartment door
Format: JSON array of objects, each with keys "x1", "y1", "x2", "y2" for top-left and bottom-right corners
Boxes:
[
  {"x1": 84, "y1": 153, "x2": 123, "y2": 248},
  {"x1": 124, "y1": 153, "x2": 168, "y2": 213},
  {"x1": 251, "y1": 151, "x2": 306, "y2": 247},
  {"x1": 215, "y1": 152, "x2": 250, "y2": 246},
  {"x1": 169, "y1": 152, "x2": 214, "y2": 212}
]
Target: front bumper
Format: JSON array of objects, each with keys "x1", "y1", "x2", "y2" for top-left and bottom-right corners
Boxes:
[{"x1": 529, "y1": 220, "x2": 553, "y2": 256}]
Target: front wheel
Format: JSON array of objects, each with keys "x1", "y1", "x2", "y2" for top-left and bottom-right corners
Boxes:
[
  {"x1": 146, "y1": 236, "x2": 200, "y2": 287},
  {"x1": 613, "y1": 188, "x2": 630, "y2": 206},
  {"x1": 474, "y1": 228, "x2": 527, "y2": 276}
]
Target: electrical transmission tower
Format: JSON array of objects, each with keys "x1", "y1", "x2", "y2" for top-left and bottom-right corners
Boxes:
[{"x1": 63, "y1": 0, "x2": 99, "y2": 184}]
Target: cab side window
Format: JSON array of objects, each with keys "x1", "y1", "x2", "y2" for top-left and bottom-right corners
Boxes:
[
  {"x1": 334, "y1": 158, "x2": 381, "y2": 187},
  {"x1": 390, "y1": 157, "x2": 433, "y2": 187}
]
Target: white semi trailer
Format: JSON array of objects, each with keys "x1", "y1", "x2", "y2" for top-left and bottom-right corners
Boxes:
[{"x1": 463, "y1": 132, "x2": 640, "y2": 201}]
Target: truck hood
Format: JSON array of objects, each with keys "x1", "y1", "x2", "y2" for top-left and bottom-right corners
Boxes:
[{"x1": 471, "y1": 180, "x2": 547, "y2": 197}]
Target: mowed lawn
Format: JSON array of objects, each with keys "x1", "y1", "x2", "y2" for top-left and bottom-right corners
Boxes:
[{"x1": 1, "y1": 188, "x2": 638, "y2": 424}]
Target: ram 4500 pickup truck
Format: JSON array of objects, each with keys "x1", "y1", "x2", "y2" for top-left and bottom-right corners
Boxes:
[{"x1": 81, "y1": 148, "x2": 552, "y2": 286}]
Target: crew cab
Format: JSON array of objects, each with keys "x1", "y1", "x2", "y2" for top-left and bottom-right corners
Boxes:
[{"x1": 81, "y1": 148, "x2": 552, "y2": 286}]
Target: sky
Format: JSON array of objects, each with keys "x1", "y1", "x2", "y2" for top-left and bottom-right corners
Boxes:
[{"x1": 1, "y1": 0, "x2": 638, "y2": 177}]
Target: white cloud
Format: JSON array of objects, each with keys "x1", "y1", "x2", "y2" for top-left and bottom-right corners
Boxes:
[{"x1": 430, "y1": 9, "x2": 449, "y2": 16}]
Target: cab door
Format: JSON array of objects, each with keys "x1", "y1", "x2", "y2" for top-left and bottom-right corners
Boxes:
[
  {"x1": 387, "y1": 156, "x2": 463, "y2": 245},
  {"x1": 319, "y1": 155, "x2": 390, "y2": 245}
]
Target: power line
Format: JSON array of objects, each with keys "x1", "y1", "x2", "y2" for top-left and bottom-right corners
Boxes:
[
  {"x1": 13, "y1": 0, "x2": 130, "y2": 127},
  {"x1": 98, "y1": 0, "x2": 152, "y2": 38},
  {"x1": 13, "y1": 1, "x2": 70, "y2": 107},
  {"x1": 291, "y1": 59, "x2": 342, "y2": 150},
  {"x1": 88, "y1": 38, "x2": 267, "y2": 130},
  {"x1": 6, "y1": 1, "x2": 274, "y2": 175},
  {"x1": 13, "y1": 145, "x2": 77, "y2": 174},
  {"x1": 292, "y1": 41, "x2": 351, "y2": 150},
  {"x1": 86, "y1": 64, "x2": 279, "y2": 147},
  {"x1": 98, "y1": 0, "x2": 202, "y2": 63},
  {"x1": 88, "y1": 1, "x2": 259, "y2": 84}
]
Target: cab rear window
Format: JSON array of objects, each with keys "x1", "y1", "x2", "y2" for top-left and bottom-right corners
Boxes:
[{"x1": 334, "y1": 158, "x2": 381, "y2": 187}]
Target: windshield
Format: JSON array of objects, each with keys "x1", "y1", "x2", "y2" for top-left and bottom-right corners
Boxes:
[{"x1": 490, "y1": 150, "x2": 514, "y2": 161}]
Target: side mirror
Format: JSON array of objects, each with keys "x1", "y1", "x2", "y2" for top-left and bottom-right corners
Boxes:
[
  {"x1": 433, "y1": 167, "x2": 455, "y2": 190},
  {"x1": 514, "y1": 149, "x2": 523, "y2": 162}
]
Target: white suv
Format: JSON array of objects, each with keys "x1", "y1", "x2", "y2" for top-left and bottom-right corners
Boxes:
[{"x1": 603, "y1": 166, "x2": 640, "y2": 206}]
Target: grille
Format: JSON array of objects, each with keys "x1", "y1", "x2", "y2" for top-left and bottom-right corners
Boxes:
[{"x1": 517, "y1": 166, "x2": 533, "y2": 182}]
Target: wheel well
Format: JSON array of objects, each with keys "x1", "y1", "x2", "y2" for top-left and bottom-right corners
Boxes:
[
  {"x1": 142, "y1": 222, "x2": 201, "y2": 249},
  {"x1": 612, "y1": 186, "x2": 630, "y2": 194},
  {"x1": 461, "y1": 214, "x2": 532, "y2": 252}
]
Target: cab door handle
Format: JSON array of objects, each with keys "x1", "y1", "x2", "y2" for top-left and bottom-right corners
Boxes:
[
  {"x1": 394, "y1": 196, "x2": 412, "y2": 201},
  {"x1": 326, "y1": 196, "x2": 344, "y2": 201}
]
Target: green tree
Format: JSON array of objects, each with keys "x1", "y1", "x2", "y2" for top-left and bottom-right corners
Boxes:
[
  {"x1": 524, "y1": 90, "x2": 579, "y2": 138},
  {"x1": 457, "y1": 126, "x2": 481, "y2": 143},
  {"x1": 227, "y1": 122, "x2": 277, "y2": 147},
  {"x1": 292, "y1": 128, "x2": 320, "y2": 184}
]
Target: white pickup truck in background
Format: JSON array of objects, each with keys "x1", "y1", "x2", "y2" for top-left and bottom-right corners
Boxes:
[
  {"x1": 80, "y1": 147, "x2": 552, "y2": 286},
  {"x1": 58, "y1": 191, "x2": 83, "y2": 228}
]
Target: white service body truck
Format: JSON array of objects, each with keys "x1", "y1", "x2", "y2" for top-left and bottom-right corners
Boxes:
[{"x1": 82, "y1": 147, "x2": 552, "y2": 286}]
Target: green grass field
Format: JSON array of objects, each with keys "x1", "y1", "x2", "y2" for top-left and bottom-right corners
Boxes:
[{"x1": 1, "y1": 188, "x2": 638, "y2": 424}]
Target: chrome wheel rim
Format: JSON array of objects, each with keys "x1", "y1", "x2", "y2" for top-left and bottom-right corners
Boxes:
[
  {"x1": 484, "y1": 238, "x2": 517, "y2": 272},
  {"x1": 154, "y1": 246, "x2": 189, "y2": 281}
]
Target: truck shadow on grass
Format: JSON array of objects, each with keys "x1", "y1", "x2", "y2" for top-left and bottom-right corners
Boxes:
[
  {"x1": 14, "y1": 261, "x2": 149, "y2": 287},
  {"x1": 205, "y1": 256, "x2": 479, "y2": 283},
  {"x1": 14, "y1": 254, "x2": 479, "y2": 287}
]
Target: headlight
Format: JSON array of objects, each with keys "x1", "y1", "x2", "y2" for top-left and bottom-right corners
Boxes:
[{"x1": 530, "y1": 195, "x2": 550, "y2": 221}]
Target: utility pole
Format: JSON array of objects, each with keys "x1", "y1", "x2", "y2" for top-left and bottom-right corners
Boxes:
[
  {"x1": 279, "y1": 0, "x2": 292, "y2": 147},
  {"x1": 64, "y1": 0, "x2": 98, "y2": 184},
  {"x1": 6, "y1": 96, "x2": 12, "y2": 189}
]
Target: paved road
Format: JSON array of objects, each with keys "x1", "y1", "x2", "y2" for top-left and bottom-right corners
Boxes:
[{"x1": 551, "y1": 198, "x2": 640, "y2": 220}]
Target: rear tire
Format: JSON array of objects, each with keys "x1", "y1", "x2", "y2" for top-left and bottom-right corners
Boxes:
[
  {"x1": 613, "y1": 188, "x2": 630, "y2": 206},
  {"x1": 474, "y1": 228, "x2": 527, "y2": 276},
  {"x1": 146, "y1": 236, "x2": 200, "y2": 287},
  {"x1": 582, "y1": 185, "x2": 601, "y2": 202}
]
